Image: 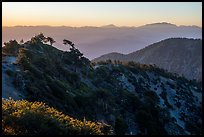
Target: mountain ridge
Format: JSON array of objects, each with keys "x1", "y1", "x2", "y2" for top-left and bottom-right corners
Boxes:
[
  {"x1": 2, "y1": 22, "x2": 202, "y2": 28},
  {"x1": 92, "y1": 38, "x2": 202, "y2": 81}
]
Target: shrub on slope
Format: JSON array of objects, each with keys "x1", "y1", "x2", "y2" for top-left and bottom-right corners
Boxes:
[{"x1": 2, "y1": 98, "x2": 112, "y2": 135}]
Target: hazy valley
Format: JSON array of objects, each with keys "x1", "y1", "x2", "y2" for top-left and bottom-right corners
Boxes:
[{"x1": 2, "y1": 22, "x2": 202, "y2": 59}]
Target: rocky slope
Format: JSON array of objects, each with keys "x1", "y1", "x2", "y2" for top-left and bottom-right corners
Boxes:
[
  {"x1": 92, "y1": 38, "x2": 202, "y2": 81},
  {"x1": 2, "y1": 34, "x2": 202, "y2": 135},
  {"x1": 2, "y1": 56, "x2": 25, "y2": 100}
]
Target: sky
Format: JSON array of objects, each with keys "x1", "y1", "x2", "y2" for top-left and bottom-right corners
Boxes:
[{"x1": 2, "y1": 2, "x2": 202, "y2": 27}]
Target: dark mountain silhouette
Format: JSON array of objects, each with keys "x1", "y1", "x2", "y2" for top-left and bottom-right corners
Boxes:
[
  {"x1": 141, "y1": 22, "x2": 177, "y2": 27},
  {"x1": 101, "y1": 24, "x2": 117, "y2": 28},
  {"x1": 92, "y1": 38, "x2": 202, "y2": 81}
]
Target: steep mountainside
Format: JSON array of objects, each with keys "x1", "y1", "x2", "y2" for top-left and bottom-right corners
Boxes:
[
  {"x1": 2, "y1": 35, "x2": 202, "y2": 135},
  {"x1": 92, "y1": 38, "x2": 202, "y2": 81}
]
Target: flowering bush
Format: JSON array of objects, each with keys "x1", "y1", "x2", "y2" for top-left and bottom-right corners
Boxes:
[{"x1": 2, "y1": 98, "x2": 112, "y2": 135}]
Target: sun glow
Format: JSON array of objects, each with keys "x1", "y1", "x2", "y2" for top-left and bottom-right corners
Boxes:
[{"x1": 2, "y1": 2, "x2": 202, "y2": 27}]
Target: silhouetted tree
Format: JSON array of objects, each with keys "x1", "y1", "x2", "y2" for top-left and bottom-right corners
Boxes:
[
  {"x1": 47, "y1": 37, "x2": 55, "y2": 46},
  {"x1": 63, "y1": 39, "x2": 83, "y2": 60},
  {"x1": 3, "y1": 40, "x2": 20, "y2": 55},
  {"x1": 43, "y1": 38, "x2": 49, "y2": 44},
  {"x1": 30, "y1": 33, "x2": 46, "y2": 44},
  {"x1": 63, "y1": 39, "x2": 75, "y2": 49},
  {"x1": 4, "y1": 40, "x2": 18, "y2": 47},
  {"x1": 20, "y1": 39, "x2": 24, "y2": 44},
  {"x1": 106, "y1": 59, "x2": 112, "y2": 64},
  {"x1": 37, "y1": 32, "x2": 46, "y2": 41}
]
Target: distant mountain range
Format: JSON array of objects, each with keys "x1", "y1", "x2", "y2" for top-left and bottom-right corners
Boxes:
[
  {"x1": 92, "y1": 38, "x2": 202, "y2": 81},
  {"x1": 2, "y1": 22, "x2": 202, "y2": 59}
]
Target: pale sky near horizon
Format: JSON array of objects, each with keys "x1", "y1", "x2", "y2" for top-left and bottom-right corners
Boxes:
[{"x1": 2, "y1": 2, "x2": 202, "y2": 27}]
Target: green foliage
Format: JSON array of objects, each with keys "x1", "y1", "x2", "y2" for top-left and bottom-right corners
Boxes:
[
  {"x1": 16, "y1": 48, "x2": 30, "y2": 69},
  {"x1": 3, "y1": 40, "x2": 22, "y2": 56},
  {"x1": 97, "y1": 61, "x2": 110, "y2": 65},
  {"x1": 144, "y1": 90, "x2": 160, "y2": 104},
  {"x1": 5, "y1": 69, "x2": 16, "y2": 77},
  {"x1": 114, "y1": 116, "x2": 128, "y2": 135},
  {"x1": 79, "y1": 83, "x2": 90, "y2": 93},
  {"x1": 136, "y1": 109, "x2": 151, "y2": 130},
  {"x1": 29, "y1": 33, "x2": 47, "y2": 45},
  {"x1": 136, "y1": 107, "x2": 166, "y2": 135},
  {"x1": 2, "y1": 98, "x2": 112, "y2": 135},
  {"x1": 48, "y1": 81, "x2": 66, "y2": 99}
]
